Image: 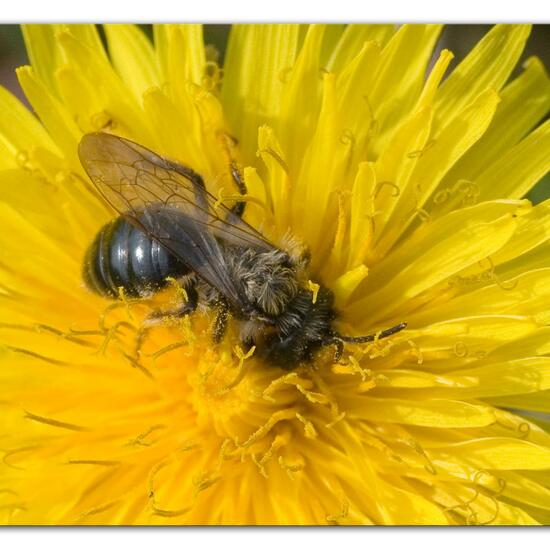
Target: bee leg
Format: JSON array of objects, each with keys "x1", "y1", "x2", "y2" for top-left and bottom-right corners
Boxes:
[
  {"x1": 298, "y1": 247, "x2": 311, "y2": 268},
  {"x1": 146, "y1": 287, "x2": 198, "y2": 323},
  {"x1": 331, "y1": 338, "x2": 345, "y2": 363},
  {"x1": 212, "y1": 303, "x2": 230, "y2": 344},
  {"x1": 228, "y1": 160, "x2": 247, "y2": 218},
  {"x1": 218, "y1": 131, "x2": 247, "y2": 219},
  {"x1": 166, "y1": 161, "x2": 213, "y2": 212}
]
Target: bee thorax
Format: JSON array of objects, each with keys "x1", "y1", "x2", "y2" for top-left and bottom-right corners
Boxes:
[{"x1": 229, "y1": 248, "x2": 299, "y2": 316}]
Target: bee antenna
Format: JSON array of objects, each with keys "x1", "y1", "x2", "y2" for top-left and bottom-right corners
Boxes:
[{"x1": 335, "y1": 322, "x2": 407, "y2": 344}]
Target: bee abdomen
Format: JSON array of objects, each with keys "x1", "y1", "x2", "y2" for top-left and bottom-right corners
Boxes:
[{"x1": 83, "y1": 217, "x2": 190, "y2": 298}]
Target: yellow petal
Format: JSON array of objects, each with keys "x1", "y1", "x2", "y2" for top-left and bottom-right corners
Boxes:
[
  {"x1": 441, "y1": 358, "x2": 550, "y2": 399},
  {"x1": 241, "y1": 166, "x2": 268, "y2": 229},
  {"x1": 375, "y1": 369, "x2": 477, "y2": 389},
  {"x1": 348, "y1": 162, "x2": 377, "y2": 268},
  {"x1": 0, "y1": 168, "x2": 83, "y2": 244},
  {"x1": 60, "y1": 24, "x2": 107, "y2": 59},
  {"x1": 222, "y1": 25, "x2": 300, "y2": 163},
  {"x1": 334, "y1": 423, "x2": 449, "y2": 524},
  {"x1": 370, "y1": 107, "x2": 433, "y2": 245},
  {"x1": 319, "y1": 25, "x2": 346, "y2": 70},
  {"x1": 104, "y1": 25, "x2": 160, "y2": 101},
  {"x1": 375, "y1": 89, "x2": 501, "y2": 257},
  {"x1": 369, "y1": 24, "x2": 442, "y2": 155},
  {"x1": 476, "y1": 119, "x2": 550, "y2": 201},
  {"x1": 499, "y1": 471, "x2": 550, "y2": 512},
  {"x1": 22, "y1": 24, "x2": 106, "y2": 93},
  {"x1": 434, "y1": 56, "x2": 550, "y2": 214},
  {"x1": 294, "y1": 73, "x2": 352, "y2": 259},
  {"x1": 0, "y1": 204, "x2": 81, "y2": 297},
  {"x1": 278, "y1": 25, "x2": 325, "y2": 174},
  {"x1": 436, "y1": 438, "x2": 550, "y2": 470},
  {"x1": 405, "y1": 268, "x2": 550, "y2": 329},
  {"x1": 327, "y1": 24, "x2": 395, "y2": 72},
  {"x1": 55, "y1": 31, "x2": 150, "y2": 141},
  {"x1": 335, "y1": 41, "x2": 382, "y2": 167},
  {"x1": 487, "y1": 390, "x2": 550, "y2": 414},
  {"x1": 433, "y1": 24, "x2": 531, "y2": 132},
  {"x1": 490, "y1": 198, "x2": 550, "y2": 266},
  {"x1": 485, "y1": 327, "x2": 550, "y2": 363},
  {"x1": 403, "y1": 315, "x2": 539, "y2": 371},
  {"x1": 350, "y1": 204, "x2": 517, "y2": 322},
  {"x1": 0, "y1": 84, "x2": 55, "y2": 157},
  {"x1": 378, "y1": 483, "x2": 449, "y2": 525},
  {"x1": 142, "y1": 87, "x2": 208, "y2": 171},
  {"x1": 16, "y1": 65, "x2": 81, "y2": 167},
  {"x1": 152, "y1": 25, "x2": 207, "y2": 162},
  {"x1": 431, "y1": 481, "x2": 539, "y2": 525},
  {"x1": 346, "y1": 396, "x2": 495, "y2": 427},
  {"x1": 21, "y1": 24, "x2": 61, "y2": 91},
  {"x1": 332, "y1": 265, "x2": 369, "y2": 308},
  {"x1": 415, "y1": 49, "x2": 454, "y2": 111},
  {"x1": 257, "y1": 125, "x2": 291, "y2": 233},
  {"x1": 153, "y1": 24, "x2": 205, "y2": 88},
  {"x1": 497, "y1": 238, "x2": 550, "y2": 282}
]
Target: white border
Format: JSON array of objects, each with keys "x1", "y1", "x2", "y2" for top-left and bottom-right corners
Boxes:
[
  {"x1": 0, "y1": 0, "x2": 549, "y2": 23},
  {"x1": 0, "y1": 527, "x2": 547, "y2": 550},
  {"x1": 0, "y1": 1, "x2": 548, "y2": 547}
]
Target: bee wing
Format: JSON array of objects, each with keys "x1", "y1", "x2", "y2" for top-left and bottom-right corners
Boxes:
[{"x1": 78, "y1": 132, "x2": 275, "y2": 309}]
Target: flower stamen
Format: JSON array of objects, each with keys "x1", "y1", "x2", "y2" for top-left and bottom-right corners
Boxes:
[
  {"x1": 295, "y1": 413, "x2": 317, "y2": 439},
  {"x1": 257, "y1": 147, "x2": 289, "y2": 175},
  {"x1": 326, "y1": 499, "x2": 350, "y2": 524},
  {"x1": 23, "y1": 410, "x2": 89, "y2": 431},
  {"x1": 407, "y1": 139, "x2": 436, "y2": 158},
  {"x1": 220, "y1": 344, "x2": 256, "y2": 392},
  {"x1": 240, "y1": 408, "x2": 298, "y2": 449},
  {"x1": 125, "y1": 424, "x2": 166, "y2": 447},
  {"x1": 66, "y1": 459, "x2": 121, "y2": 467},
  {"x1": 306, "y1": 280, "x2": 320, "y2": 304},
  {"x1": 2, "y1": 445, "x2": 40, "y2": 470},
  {"x1": 374, "y1": 180, "x2": 400, "y2": 199},
  {"x1": 2, "y1": 344, "x2": 69, "y2": 366}
]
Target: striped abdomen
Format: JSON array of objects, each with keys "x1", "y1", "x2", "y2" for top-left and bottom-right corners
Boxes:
[{"x1": 83, "y1": 216, "x2": 190, "y2": 298}]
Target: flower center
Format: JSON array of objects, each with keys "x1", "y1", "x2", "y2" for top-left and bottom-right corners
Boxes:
[{"x1": 187, "y1": 346, "x2": 267, "y2": 439}]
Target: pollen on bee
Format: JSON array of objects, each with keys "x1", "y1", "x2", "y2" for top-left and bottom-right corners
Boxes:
[
  {"x1": 306, "y1": 280, "x2": 320, "y2": 304},
  {"x1": 165, "y1": 276, "x2": 189, "y2": 302},
  {"x1": 116, "y1": 286, "x2": 134, "y2": 320},
  {"x1": 233, "y1": 344, "x2": 256, "y2": 362}
]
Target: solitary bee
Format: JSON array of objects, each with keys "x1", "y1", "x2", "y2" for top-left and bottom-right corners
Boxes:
[{"x1": 79, "y1": 133, "x2": 406, "y2": 369}]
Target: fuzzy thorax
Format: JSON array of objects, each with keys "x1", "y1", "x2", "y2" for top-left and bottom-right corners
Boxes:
[{"x1": 228, "y1": 248, "x2": 301, "y2": 317}]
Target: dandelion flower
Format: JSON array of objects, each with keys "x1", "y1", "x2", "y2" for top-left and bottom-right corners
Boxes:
[{"x1": 1, "y1": 23, "x2": 550, "y2": 525}]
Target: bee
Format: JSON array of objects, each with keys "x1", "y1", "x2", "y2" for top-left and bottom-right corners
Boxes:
[{"x1": 79, "y1": 133, "x2": 406, "y2": 369}]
